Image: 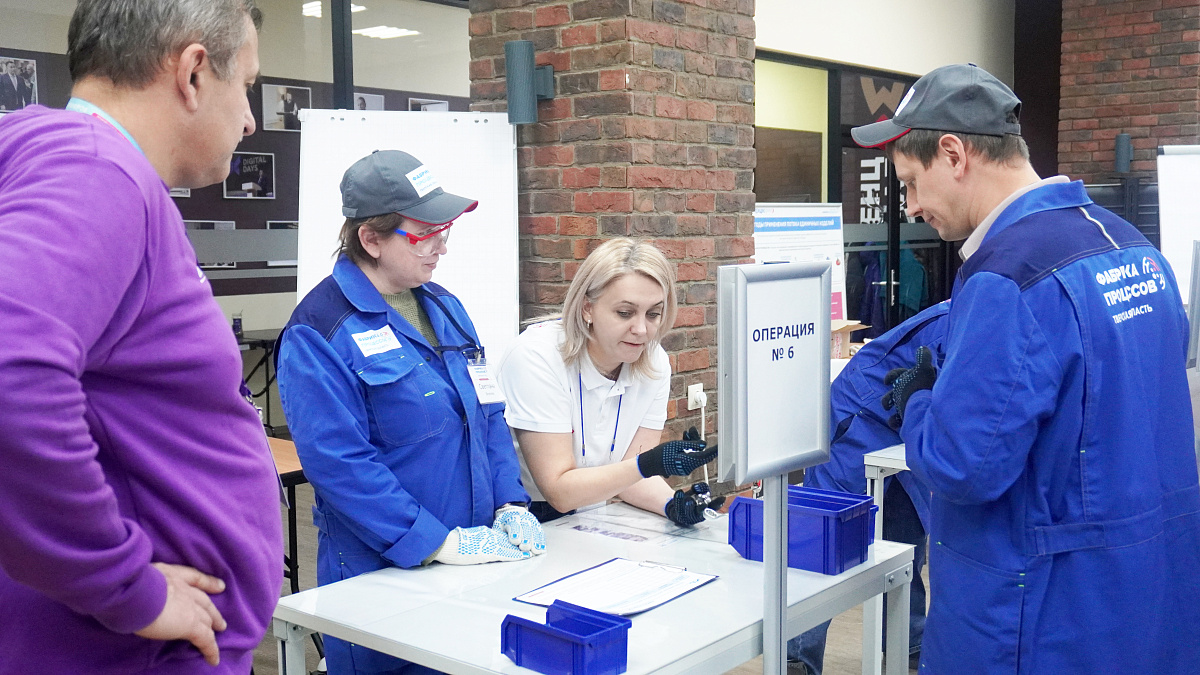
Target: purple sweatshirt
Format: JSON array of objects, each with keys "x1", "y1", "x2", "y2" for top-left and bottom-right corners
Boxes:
[{"x1": 0, "y1": 106, "x2": 283, "y2": 673}]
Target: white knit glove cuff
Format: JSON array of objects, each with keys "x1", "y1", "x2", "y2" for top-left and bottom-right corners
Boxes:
[{"x1": 431, "y1": 526, "x2": 530, "y2": 565}]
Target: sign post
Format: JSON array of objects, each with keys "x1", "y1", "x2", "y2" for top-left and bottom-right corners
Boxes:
[{"x1": 718, "y1": 261, "x2": 832, "y2": 675}]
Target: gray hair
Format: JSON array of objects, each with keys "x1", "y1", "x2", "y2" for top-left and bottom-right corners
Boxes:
[{"x1": 68, "y1": 0, "x2": 263, "y2": 87}]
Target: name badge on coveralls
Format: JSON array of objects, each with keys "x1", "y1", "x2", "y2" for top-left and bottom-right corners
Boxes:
[
  {"x1": 352, "y1": 326, "x2": 403, "y2": 356},
  {"x1": 467, "y1": 359, "x2": 505, "y2": 404}
]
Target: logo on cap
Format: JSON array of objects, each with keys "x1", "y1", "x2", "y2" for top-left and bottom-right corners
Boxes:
[
  {"x1": 406, "y1": 165, "x2": 440, "y2": 198},
  {"x1": 894, "y1": 87, "x2": 916, "y2": 117}
]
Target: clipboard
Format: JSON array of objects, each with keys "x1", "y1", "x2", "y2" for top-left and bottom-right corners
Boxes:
[{"x1": 514, "y1": 558, "x2": 718, "y2": 616}]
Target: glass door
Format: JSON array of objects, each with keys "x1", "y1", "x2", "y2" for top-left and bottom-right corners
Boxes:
[{"x1": 836, "y1": 69, "x2": 953, "y2": 336}]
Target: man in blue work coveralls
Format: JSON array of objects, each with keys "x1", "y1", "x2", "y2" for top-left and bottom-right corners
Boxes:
[
  {"x1": 851, "y1": 63, "x2": 1200, "y2": 674},
  {"x1": 787, "y1": 302, "x2": 950, "y2": 675}
]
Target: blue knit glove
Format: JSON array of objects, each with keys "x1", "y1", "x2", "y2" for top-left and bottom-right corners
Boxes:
[
  {"x1": 431, "y1": 526, "x2": 531, "y2": 565},
  {"x1": 665, "y1": 483, "x2": 727, "y2": 527},
  {"x1": 881, "y1": 345, "x2": 938, "y2": 430},
  {"x1": 492, "y1": 504, "x2": 546, "y2": 554},
  {"x1": 637, "y1": 436, "x2": 717, "y2": 478}
]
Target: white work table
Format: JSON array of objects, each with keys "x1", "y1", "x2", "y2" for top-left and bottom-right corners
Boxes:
[
  {"x1": 861, "y1": 444, "x2": 911, "y2": 675},
  {"x1": 274, "y1": 503, "x2": 914, "y2": 675}
]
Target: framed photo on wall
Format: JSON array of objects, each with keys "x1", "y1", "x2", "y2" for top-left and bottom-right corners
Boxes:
[
  {"x1": 354, "y1": 92, "x2": 385, "y2": 110},
  {"x1": 262, "y1": 83, "x2": 311, "y2": 131},
  {"x1": 0, "y1": 56, "x2": 37, "y2": 112},
  {"x1": 267, "y1": 221, "x2": 298, "y2": 267},
  {"x1": 224, "y1": 152, "x2": 275, "y2": 199},
  {"x1": 408, "y1": 97, "x2": 448, "y2": 112}
]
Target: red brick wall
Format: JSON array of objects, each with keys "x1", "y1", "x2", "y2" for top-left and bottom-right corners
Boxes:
[
  {"x1": 1059, "y1": 0, "x2": 1200, "y2": 181},
  {"x1": 469, "y1": 0, "x2": 756, "y2": 440}
]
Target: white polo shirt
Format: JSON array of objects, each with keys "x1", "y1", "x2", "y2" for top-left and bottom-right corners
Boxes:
[{"x1": 497, "y1": 320, "x2": 671, "y2": 501}]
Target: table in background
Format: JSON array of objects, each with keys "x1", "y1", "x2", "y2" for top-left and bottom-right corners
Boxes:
[
  {"x1": 268, "y1": 437, "x2": 307, "y2": 595},
  {"x1": 237, "y1": 328, "x2": 283, "y2": 435},
  {"x1": 861, "y1": 444, "x2": 910, "y2": 675},
  {"x1": 863, "y1": 445, "x2": 908, "y2": 541},
  {"x1": 273, "y1": 503, "x2": 914, "y2": 675}
]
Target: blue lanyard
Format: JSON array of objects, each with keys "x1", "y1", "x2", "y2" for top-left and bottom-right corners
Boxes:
[
  {"x1": 66, "y1": 97, "x2": 144, "y2": 154},
  {"x1": 578, "y1": 371, "x2": 622, "y2": 457}
]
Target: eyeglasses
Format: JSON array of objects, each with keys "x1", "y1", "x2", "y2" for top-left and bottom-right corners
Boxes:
[{"x1": 395, "y1": 222, "x2": 453, "y2": 256}]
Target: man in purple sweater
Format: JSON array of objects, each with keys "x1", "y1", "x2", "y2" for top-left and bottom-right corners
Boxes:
[{"x1": 0, "y1": 1, "x2": 282, "y2": 672}]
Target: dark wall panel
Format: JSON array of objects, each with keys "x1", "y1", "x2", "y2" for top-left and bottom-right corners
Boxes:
[
  {"x1": 755, "y1": 127, "x2": 823, "y2": 203},
  {"x1": 1014, "y1": 0, "x2": 1063, "y2": 178}
]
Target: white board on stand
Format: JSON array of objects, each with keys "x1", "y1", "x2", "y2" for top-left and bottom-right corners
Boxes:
[
  {"x1": 296, "y1": 110, "x2": 519, "y2": 361},
  {"x1": 1156, "y1": 145, "x2": 1200, "y2": 306},
  {"x1": 753, "y1": 203, "x2": 846, "y2": 319}
]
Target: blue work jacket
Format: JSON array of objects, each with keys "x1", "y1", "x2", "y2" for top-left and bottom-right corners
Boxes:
[
  {"x1": 805, "y1": 302, "x2": 950, "y2": 529},
  {"x1": 902, "y1": 181, "x2": 1200, "y2": 674},
  {"x1": 277, "y1": 256, "x2": 529, "y2": 569}
]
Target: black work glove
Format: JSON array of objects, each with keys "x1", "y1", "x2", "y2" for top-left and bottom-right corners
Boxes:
[
  {"x1": 665, "y1": 482, "x2": 727, "y2": 527},
  {"x1": 881, "y1": 345, "x2": 937, "y2": 430},
  {"x1": 637, "y1": 428, "x2": 717, "y2": 478}
]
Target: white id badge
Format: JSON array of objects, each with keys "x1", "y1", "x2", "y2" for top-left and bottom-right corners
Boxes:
[{"x1": 468, "y1": 361, "x2": 505, "y2": 404}]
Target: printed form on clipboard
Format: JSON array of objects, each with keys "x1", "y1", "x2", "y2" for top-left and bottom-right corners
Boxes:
[{"x1": 514, "y1": 558, "x2": 718, "y2": 616}]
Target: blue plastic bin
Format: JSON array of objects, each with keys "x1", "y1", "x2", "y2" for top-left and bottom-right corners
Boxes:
[
  {"x1": 727, "y1": 485, "x2": 877, "y2": 575},
  {"x1": 501, "y1": 600, "x2": 632, "y2": 675}
]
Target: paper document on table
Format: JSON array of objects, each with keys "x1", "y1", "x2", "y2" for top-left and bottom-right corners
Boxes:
[{"x1": 514, "y1": 557, "x2": 717, "y2": 616}]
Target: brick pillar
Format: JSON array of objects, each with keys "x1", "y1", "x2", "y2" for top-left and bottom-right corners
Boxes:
[
  {"x1": 469, "y1": 0, "x2": 756, "y2": 442},
  {"x1": 1059, "y1": 0, "x2": 1200, "y2": 181}
]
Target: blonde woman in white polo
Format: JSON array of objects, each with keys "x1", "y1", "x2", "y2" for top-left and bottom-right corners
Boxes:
[{"x1": 497, "y1": 238, "x2": 722, "y2": 525}]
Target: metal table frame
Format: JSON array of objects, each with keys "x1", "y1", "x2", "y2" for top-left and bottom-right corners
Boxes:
[
  {"x1": 267, "y1": 436, "x2": 325, "y2": 662},
  {"x1": 237, "y1": 328, "x2": 283, "y2": 435}
]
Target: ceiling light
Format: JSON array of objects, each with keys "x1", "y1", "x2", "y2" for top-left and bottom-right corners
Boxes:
[
  {"x1": 352, "y1": 26, "x2": 420, "y2": 39},
  {"x1": 302, "y1": 3, "x2": 366, "y2": 19}
]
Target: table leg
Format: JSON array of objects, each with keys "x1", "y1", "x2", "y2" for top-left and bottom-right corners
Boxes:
[
  {"x1": 287, "y1": 484, "x2": 300, "y2": 595},
  {"x1": 264, "y1": 343, "x2": 275, "y2": 431},
  {"x1": 883, "y1": 565, "x2": 912, "y2": 675},
  {"x1": 866, "y1": 470, "x2": 886, "y2": 542},
  {"x1": 274, "y1": 618, "x2": 311, "y2": 675},
  {"x1": 862, "y1": 594, "x2": 883, "y2": 675},
  {"x1": 862, "y1": 469, "x2": 888, "y2": 675}
]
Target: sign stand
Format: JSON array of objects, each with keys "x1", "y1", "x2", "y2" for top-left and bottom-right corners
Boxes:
[{"x1": 717, "y1": 261, "x2": 833, "y2": 675}]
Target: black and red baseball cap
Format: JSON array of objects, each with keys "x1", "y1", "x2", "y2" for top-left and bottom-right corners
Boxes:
[
  {"x1": 340, "y1": 150, "x2": 478, "y2": 224},
  {"x1": 851, "y1": 63, "x2": 1022, "y2": 148}
]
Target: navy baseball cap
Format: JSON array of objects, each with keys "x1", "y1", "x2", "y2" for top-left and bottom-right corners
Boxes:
[
  {"x1": 851, "y1": 63, "x2": 1022, "y2": 149},
  {"x1": 340, "y1": 150, "x2": 478, "y2": 224}
]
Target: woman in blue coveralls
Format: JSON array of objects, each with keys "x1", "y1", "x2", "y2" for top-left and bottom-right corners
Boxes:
[{"x1": 277, "y1": 150, "x2": 545, "y2": 675}]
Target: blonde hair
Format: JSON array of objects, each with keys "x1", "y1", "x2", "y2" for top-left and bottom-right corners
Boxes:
[{"x1": 559, "y1": 238, "x2": 677, "y2": 378}]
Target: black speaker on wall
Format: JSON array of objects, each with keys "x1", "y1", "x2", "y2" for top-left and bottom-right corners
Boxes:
[
  {"x1": 504, "y1": 40, "x2": 555, "y2": 125},
  {"x1": 1115, "y1": 133, "x2": 1132, "y2": 173}
]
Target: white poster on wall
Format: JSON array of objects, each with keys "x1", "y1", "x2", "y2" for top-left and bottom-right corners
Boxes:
[
  {"x1": 1157, "y1": 146, "x2": 1200, "y2": 306},
  {"x1": 296, "y1": 110, "x2": 520, "y2": 361},
  {"x1": 752, "y1": 203, "x2": 846, "y2": 319}
]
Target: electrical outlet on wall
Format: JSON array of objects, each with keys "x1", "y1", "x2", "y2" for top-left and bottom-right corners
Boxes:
[{"x1": 687, "y1": 383, "x2": 704, "y2": 410}]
